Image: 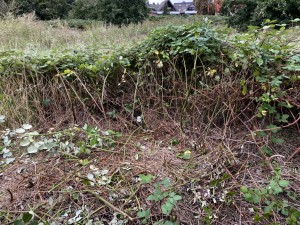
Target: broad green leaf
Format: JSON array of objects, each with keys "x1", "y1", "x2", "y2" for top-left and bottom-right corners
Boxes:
[
  {"x1": 270, "y1": 137, "x2": 284, "y2": 144},
  {"x1": 244, "y1": 193, "x2": 253, "y2": 202},
  {"x1": 139, "y1": 174, "x2": 154, "y2": 184},
  {"x1": 13, "y1": 220, "x2": 24, "y2": 225},
  {"x1": 279, "y1": 180, "x2": 289, "y2": 188},
  {"x1": 22, "y1": 212, "x2": 33, "y2": 223},
  {"x1": 257, "y1": 58, "x2": 263, "y2": 66},
  {"x1": 240, "y1": 186, "x2": 248, "y2": 193},
  {"x1": 173, "y1": 195, "x2": 182, "y2": 201},
  {"x1": 20, "y1": 139, "x2": 31, "y2": 147},
  {"x1": 161, "y1": 178, "x2": 171, "y2": 188},
  {"x1": 161, "y1": 201, "x2": 173, "y2": 215},
  {"x1": 137, "y1": 209, "x2": 150, "y2": 219},
  {"x1": 27, "y1": 145, "x2": 39, "y2": 154}
]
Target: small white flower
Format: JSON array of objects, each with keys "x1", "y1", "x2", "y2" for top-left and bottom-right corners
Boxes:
[
  {"x1": 136, "y1": 116, "x2": 142, "y2": 123},
  {"x1": 157, "y1": 61, "x2": 163, "y2": 68}
]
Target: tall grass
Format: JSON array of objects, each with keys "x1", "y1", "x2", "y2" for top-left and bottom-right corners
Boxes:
[{"x1": 0, "y1": 14, "x2": 219, "y2": 54}]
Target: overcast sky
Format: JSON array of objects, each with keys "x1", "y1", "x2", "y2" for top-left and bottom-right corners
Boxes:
[{"x1": 149, "y1": 0, "x2": 193, "y2": 3}]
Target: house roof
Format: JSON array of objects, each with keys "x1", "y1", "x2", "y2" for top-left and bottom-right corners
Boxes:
[
  {"x1": 173, "y1": 2, "x2": 195, "y2": 13},
  {"x1": 147, "y1": 3, "x2": 158, "y2": 11},
  {"x1": 156, "y1": 0, "x2": 177, "y2": 11},
  {"x1": 147, "y1": 0, "x2": 197, "y2": 13}
]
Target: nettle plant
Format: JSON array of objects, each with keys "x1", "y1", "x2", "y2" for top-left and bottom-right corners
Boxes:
[
  {"x1": 240, "y1": 168, "x2": 300, "y2": 224},
  {"x1": 137, "y1": 175, "x2": 182, "y2": 225}
]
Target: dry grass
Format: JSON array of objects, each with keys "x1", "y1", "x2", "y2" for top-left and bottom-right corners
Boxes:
[
  {"x1": 0, "y1": 16, "x2": 300, "y2": 224},
  {"x1": 0, "y1": 14, "x2": 204, "y2": 54},
  {"x1": 0, "y1": 123, "x2": 299, "y2": 224}
]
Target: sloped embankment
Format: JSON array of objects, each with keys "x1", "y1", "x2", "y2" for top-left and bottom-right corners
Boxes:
[{"x1": 0, "y1": 23, "x2": 300, "y2": 224}]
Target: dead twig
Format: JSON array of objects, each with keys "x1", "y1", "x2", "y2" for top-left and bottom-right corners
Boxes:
[{"x1": 85, "y1": 190, "x2": 134, "y2": 221}]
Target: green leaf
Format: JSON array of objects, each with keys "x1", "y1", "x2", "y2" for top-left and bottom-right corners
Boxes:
[
  {"x1": 256, "y1": 58, "x2": 263, "y2": 66},
  {"x1": 14, "y1": 220, "x2": 24, "y2": 225},
  {"x1": 270, "y1": 137, "x2": 284, "y2": 144},
  {"x1": 244, "y1": 193, "x2": 253, "y2": 202},
  {"x1": 278, "y1": 180, "x2": 289, "y2": 188},
  {"x1": 137, "y1": 209, "x2": 150, "y2": 219},
  {"x1": 22, "y1": 212, "x2": 33, "y2": 223},
  {"x1": 27, "y1": 145, "x2": 39, "y2": 154},
  {"x1": 161, "y1": 201, "x2": 173, "y2": 215},
  {"x1": 160, "y1": 178, "x2": 171, "y2": 188},
  {"x1": 266, "y1": 125, "x2": 280, "y2": 133},
  {"x1": 240, "y1": 186, "x2": 248, "y2": 193},
  {"x1": 147, "y1": 195, "x2": 158, "y2": 201},
  {"x1": 20, "y1": 139, "x2": 31, "y2": 147},
  {"x1": 242, "y1": 85, "x2": 247, "y2": 95},
  {"x1": 173, "y1": 195, "x2": 182, "y2": 201},
  {"x1": 139, "y1": 174, "x2": 154, "y2": 184},
  {"x1": 252, "y1": 194, "x2": 261, "y2": 204}
]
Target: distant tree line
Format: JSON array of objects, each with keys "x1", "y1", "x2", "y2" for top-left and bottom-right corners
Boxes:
[{"x1": 0, "y1": 0, "x2": 149, "y2": 26}]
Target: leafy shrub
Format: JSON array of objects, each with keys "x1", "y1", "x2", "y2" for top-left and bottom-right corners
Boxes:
[
  {"x1": 0, "y1": 22, "x2": 299, "y2": 128},
  {"x1": 16, "y1": 0, "x2": 74, "y2": 20},
  {"x1": 221, "y1": 0, "x2": 300, "y2": 30},
  {"x1": 69, "y1": 0, "x2": 102, "y2": 20}
]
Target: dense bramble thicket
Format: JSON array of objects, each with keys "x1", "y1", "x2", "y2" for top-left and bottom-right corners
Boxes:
[
  {"x1": 0, "y1": 22, "x2": 299, "y2": 128},
  {"x1": 0, "y1": 19, "x2": 300, "y2": 224},
  {"x1": 222, "y1": 0, "x2": 300, "y2": 30}
]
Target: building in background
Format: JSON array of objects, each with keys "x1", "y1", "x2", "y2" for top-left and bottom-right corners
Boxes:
[
  {"x1": 147, "y1": 0, "x2": 223, "y2": 15},
  {"x1": 147, "y1": 0, "x2": 196, "y2": 15}
]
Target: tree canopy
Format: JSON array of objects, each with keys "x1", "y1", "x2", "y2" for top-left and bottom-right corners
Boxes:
[
  {"x1": 101, "y1": 0, "x2": 149, "y2": 26},
  {"x1": 12, "y1": 0, "x2": 149, "y2": 26},
  {"x1": 222, "y1": 0, "x2": 300, "y2": 30},
  {"x1": 15, "y1": 0, "x2": 74, "y2": 20}
]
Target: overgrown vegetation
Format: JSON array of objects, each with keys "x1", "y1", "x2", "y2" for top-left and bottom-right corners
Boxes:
[
  {"x1": 222, "y1": 0, "x2": 300, "y2": 30},
  {"x1": 0, "y1": 16, "x2": 299, "y2": 224},
  {"x1": 3, "y1": 0, "x2": 149, "y2": 26}
]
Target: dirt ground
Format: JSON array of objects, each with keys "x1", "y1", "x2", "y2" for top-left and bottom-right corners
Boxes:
[{"x1": 0, "y1": 126, "x2": 299, "y2": 224}]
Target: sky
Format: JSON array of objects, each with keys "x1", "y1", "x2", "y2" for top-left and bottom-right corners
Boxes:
[{"x1": 149, "y1": 0, "x2": 193, "y2": 3}]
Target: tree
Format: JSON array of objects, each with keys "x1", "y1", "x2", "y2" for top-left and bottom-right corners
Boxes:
[
  {"x1": 98, "y1": 0, "x2": 149, "y2": 27},
  {"x1": 221, "y1": 0, "x2": 300, "y2": 30},
  {"x1": 194, "y1": 0, "x2": 215, "y2": 15},
  {"x1": 16, "y1": 0, "x2": 74, "y2": 20},
  {"x1": 221, "y1": 0, "x2": 257, "y2": 30},
  {"x1": 69, "y1": 0, "x2": 102, "y2": 20}
]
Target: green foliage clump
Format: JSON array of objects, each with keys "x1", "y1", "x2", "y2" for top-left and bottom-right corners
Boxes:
[
  {"x1": 99, "y1": 0, "x2": 150, "y2": 27},
  {"x1": 16, "y1": 0, "x2": 74, "y2": 20},
  {"x1": 241, "y1": 168, "x2": 300, "y2": 224},
  {"x1": 70, "y1": 0, "x2": 149, "y2": 26},
  {"x1": 222, "y1": 0, "x2": 300, "y2": 30},
  {"x1": 69, "y1": 0, "x2": 102, "y2": 20}
]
